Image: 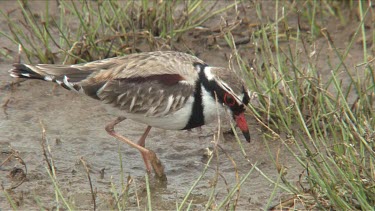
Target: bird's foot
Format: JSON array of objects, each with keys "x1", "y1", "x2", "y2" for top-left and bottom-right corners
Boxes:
[{"x1": 148, "y1": 150, "x2": 167, "y2": 181}]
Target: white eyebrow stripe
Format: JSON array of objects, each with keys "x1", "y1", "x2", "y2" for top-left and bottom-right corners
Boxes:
[{"x1": 217, "y1": 80, "x2": 242, "y2": 104}]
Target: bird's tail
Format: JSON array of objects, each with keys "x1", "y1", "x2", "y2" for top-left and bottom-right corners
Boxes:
[
  {"x1": 9, "y1": 64, "x2": 49, "y2": 80},
  {"x1": 9, "y1": 63, "x2": 93, "y2": 91}
]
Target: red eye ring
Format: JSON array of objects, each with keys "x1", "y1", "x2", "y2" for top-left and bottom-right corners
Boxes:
[{"x1": 224, "y1": 93, "x2": 235, "y2": 106}]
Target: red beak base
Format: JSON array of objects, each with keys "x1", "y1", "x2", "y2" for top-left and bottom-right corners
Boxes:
[{"x1": 234, "y1": 113, "x2": 251, "y2": 142}]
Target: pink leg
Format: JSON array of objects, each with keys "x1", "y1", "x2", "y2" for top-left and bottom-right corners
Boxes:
[
  {"x1": 138, "y1": 126, "x2": 152, "y2": 172},
  {"x1": 105, "y1": 117, "x2": 165, "y2": 178},
  {"x1": 137, "y1": 126, "x2": 165, "y2": 178}
]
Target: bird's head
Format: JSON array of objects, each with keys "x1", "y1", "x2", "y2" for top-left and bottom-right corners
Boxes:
[{"x1": 195, "y1": 63, "x2": 251, "y2": 142}]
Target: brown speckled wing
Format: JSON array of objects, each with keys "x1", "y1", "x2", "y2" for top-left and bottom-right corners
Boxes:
[
  {"x1": 10, "y1": 51, "x2": 203, "y2": 113},
  {"x1": 96, "y1": 74, "x2": 195, "y2": 117}
]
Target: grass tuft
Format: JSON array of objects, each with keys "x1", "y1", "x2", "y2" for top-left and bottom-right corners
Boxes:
[
  {"x1": 227, "y1": 0, "x2": 375, "y2": 209},
  {"x1": 1, "y1": 0, "x2": 236, "y2": 64},
  {"x1": 1, "y1": 0, "x2": 374, "y2": 210}
]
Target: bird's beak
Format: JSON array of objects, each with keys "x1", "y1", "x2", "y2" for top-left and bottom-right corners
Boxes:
[{"x1": 234, "y1": 113, "x2": 251, "y2": 142}]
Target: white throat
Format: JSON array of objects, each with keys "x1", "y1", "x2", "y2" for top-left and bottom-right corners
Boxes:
[{"x1": 201, "y1": 84, "x2": 227, "y2": 125}]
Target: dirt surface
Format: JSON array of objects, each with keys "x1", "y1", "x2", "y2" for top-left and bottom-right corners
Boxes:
[{"x1": 0, "y1": 1, "x2": 372, "y2": 210}]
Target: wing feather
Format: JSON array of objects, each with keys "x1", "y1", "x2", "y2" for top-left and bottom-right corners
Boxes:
[{"x1": 96, "y1": 76, "x2": 194, "y2": 117}]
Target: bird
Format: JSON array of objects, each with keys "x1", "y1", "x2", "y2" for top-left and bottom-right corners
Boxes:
[{"x1": 9, "y1": 51, "x2": 251, "y2": 178}]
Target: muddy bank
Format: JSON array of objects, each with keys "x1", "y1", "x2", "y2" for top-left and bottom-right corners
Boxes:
[{"x1": 1, "y1": 1, "x2": 371, "y2": 210}]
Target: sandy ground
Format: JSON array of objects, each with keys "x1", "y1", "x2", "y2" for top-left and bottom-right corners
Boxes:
[{"x1": 0, "y1": 1, "x2": 372, "y2": 210}]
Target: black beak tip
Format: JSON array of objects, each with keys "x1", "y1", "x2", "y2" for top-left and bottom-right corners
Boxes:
[{"x1": 243, "y1": 131, "x2": 251, "y2": 143}]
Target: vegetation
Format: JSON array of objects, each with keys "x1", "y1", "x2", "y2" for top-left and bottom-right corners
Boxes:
[{"x1": 1, "y1": 0, "x2": 374, "y2": 210}]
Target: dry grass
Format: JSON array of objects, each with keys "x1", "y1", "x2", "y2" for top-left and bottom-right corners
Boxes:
[{"x1": 1, "y1": 0, "x2": 375, "y2": 210}]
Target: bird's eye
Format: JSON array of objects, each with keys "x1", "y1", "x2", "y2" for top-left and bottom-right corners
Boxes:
[{"x1": 224, "y1": 93, "x2": 235, "y2": 106}]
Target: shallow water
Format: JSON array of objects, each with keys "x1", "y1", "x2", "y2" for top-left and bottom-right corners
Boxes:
[
  {"x1": 1, "y1": 72, "x2": 302, "y2": 209},
  {"x1": 0, "y1": 1, "x2": 371, "y2": 210}
]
